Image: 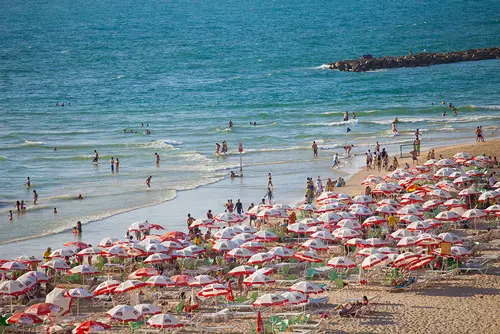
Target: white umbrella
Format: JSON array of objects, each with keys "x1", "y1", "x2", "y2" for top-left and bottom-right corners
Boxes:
[
  {"x1": 106, "y1": 305, "x2": 141, "y2": 322},
  {"x1": 268, "y1": 246, "x2": 295, "y2": 259},
  {"x1": 362, "y1": 254, "x2": 388, "y2": 269},
  {"x1": 253, "y1": 293, "x2": 288, "y2": 307},
  {"x1": 227, "y1": 247, "x2": 255, "y2": 259},
  {"x1": 327, "y1": 256, "x2": 356, "y2": 269},
  {"x1": 281, "y1": 291, "x2": 308, "y2": 305},
  {"x1": 145, "y1": 275, "x2": 175, "y2": 287},
  {"x1": 134, "y1": 303, "x2": 160, "y2": 316},
  {"x1": 289, "y1": 281, "x2": 323, "y2": 295},
  {"x1": 146, "y1": 313, "x2": 184, "y2": 328}
]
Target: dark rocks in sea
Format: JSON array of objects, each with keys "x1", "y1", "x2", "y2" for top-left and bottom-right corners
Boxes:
[{"x1": 326, "y1": 47, "x2": 500, "y2": 72}]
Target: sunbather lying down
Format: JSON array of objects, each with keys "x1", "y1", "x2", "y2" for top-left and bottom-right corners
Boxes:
[{"x1": 337, "y1": 296, "x2": 369, "y2": 317}]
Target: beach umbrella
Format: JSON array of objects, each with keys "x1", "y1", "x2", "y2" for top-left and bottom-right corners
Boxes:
[
  {"x1": 143, "y1": 243, "x2": 169, "y2": 254},
  {"x1": 77, "y1": 247, "x2": 104, "y2": 257},
  {"x1": 113, "y1": 280, "x2": 146, "y2": 294},
  {"x1": 188, "y1": 275, "x2": 217, "y2": 287},
  {"x1": 346, "y1": 238, "x2": 365, "y2": 247},
  {"x1": 337, "y1": 211, "x2": 357, "y2": 219},
  {"x1": 423, "y1": 218, "x2": 443, "y2": 228},
  {"x1": 336, "y1": 219, "x2": 361, "y2": 230},
  {"x1": 287, "y1": 222, "x2": 308, "y2": 234},
  {"x1": 232, "y1": 233, "x2": 257, "y2": 243},
  {"x1": 453, "y1": 176, "x2": 473, "y2": 185},
  {"x1": 45, "y1": 287, "x2": 71, "y2": 317},
  {"x1": 485, "y1": 205, "x2": 500, "y2": 214},
  {"x1": 93, "y1": 280, "x2": 121, "y2": 295},
  {"x1": 377, "y1": 198, "x2": 399, "y2": 207},
  {"x1": 317, "y1": 192, "x2": 337, "y2": 202},
  {"x1": 350, "y1": 205, "x2": 373, "y2": 217},
  {"x1": 402, "y1": 193, "x2": 424, "y2": 203},
  {"x1": 458, "y1": 188, "x2": 481, "y2": 197},
  {"x1": 293, "y1": 251, "x2": 323, "y2": 263},
  {"x1": 281, "y1": 291, "x2": 308, "y2": 305},
  {"x1": 415, "y1": 233, "x2": 440, "y2": 246},
  {"x1": 191, "y1": 218, "x2": 214, "y2": 228},
  {"x1": 214, "y1": 212, "x2": 242, "y2": 224},
  {"x1": 0, "y1": 280, "x2": 27, "y2": 296},
  {"x1": 65, "y1": 288, "x2": 93, "y2": 299},
  {"x1": 299, "y1": 218, "x2": 322, "y2": 226},
  {"x1": 273, "y1": 203, "x2": 292, "y2": 211},
  {"x1": 435, "y1": 158, "x2": 455, "y2": 167},
  {"x1": 362, "y1": 216, "x2": 386, "y2": 227},
  {"x1": 68, "y1": 265, "x2": 100, "y2": 276},
  {"x1": 257, "y1": 208, "x2": 286, "y2": 218},
  {"x1": 73, "y1": 321, "x2": 111, "y2": 334},
  {"x1": 352, "y1": 195, "x2": 374, "y2": 204},
  {"x1": 212, "y1": 239, "x2": 238, "y2": 252},
  {"x1": 213, "y1": 228, "x2": 238, "y2": 240},
  {"x1": 25, "y1": 303, "x2": 62, "y2": 316},
  {"x1": 393, "y1": 252, "x2": 421, "y2": 267},
  {"x1": 0, "y1": 261, "x2": 28, "y2": 272},
  {"x1": 254, "y1": 230, "x2": 279, "y2": 242},
  {"x1": 146, "y1": 313, "x2": 183, "y2": 329},
  {"x1": 453, "y1": 152, "x2": 471, "y2": 160},
  {"x1": 254, "y1": 267, "x2": 275, "y2": 276},
  {"x1": 183, "y1": 245, "x2": 205, "y2": 255},
  {"x1": 434, "y1": 168, "x2": 455, "y2": 179},
  {"x1": 129, "y1": 267, "x2": 159, "y2": 279},
  {"x1": 170, "y1": 275, "x2": 192, "y2": 286},
  {"x1": 399, "y1": 215, "x2": 422, "y2": 224},
  {"x1": 422, "y1": 199, "x2": 443, "y2": 210},
  {"x1": 451, "y1": 246, "x2": 472, "y2": 257},
  {"x1": 241, "y1": 241, "x2": 266, "y2": 250},
  {"x1": 253, "y1": 293, "x2": 288, "y2": 307},
  {"x1": 160, "y1": 231, "x2": 187, "y2": 242},
  {"x1": 397, "y1": 205, "x2": 422, "y2": 216},
  {"x1": 372, "y1": 183, "x2": 393, "y2": 194},
  {"x1": 298, "y1": 203, "x2": 317, "y2": 212},
  {"x1": 362, "y1": 238, "x2": 389, "y2": 248},
  {"x1": 407, "y1": 221, "x2": 432, "y2": 232},
  {"x1": 361, "y1": 253, "x2": 388, "y2": 269},
  {"x1": 396, "y1": 236, "x2": 418, "y2": 247},
  {"x1": 301, "y1": 238, "x2": 328, "y2": 251},
  {"x1": 16, "y1": 275, "x2": 37, "y2": 292},
  {"x1": 227, "y1": 247, "x2": 255, "y2": 259},
  {"x1": 414, "y1": 173, "x2": 433, "y2": 181},
  {"x1": 333, "y1": 228, "x2": 360, "y2": 240},
  {"x1": 435, "y1": 210, "x2": 460, "y2": 222},
  {"x1": 134, "y1": 303, "x2": 160, "y2": 316},
  {"x1": 243, "y1": 273, "x2": 275, "y2": 287},
  {"x1": 356, "y1": 248, "x2": 381, "y2": 257},
  {"x1": 198, "y1": 283, "x2": 229, "y2": 298},
  {"x1": 424, "y1": 159, "x2": 437, "y2": 166},
  {"x1": 97, "y1": 237, "x2": 119, "y2": 248},
  {"x1": 144, "y1": 253, "x2": 171, "y2": 264},
  {"x1": 237, "y1": 225, "x2": 257, "y2": 234},
  {"x1": 247, "y1": 252, "x2": 275, "y2": 265},
  {"x1": 327, "y1": 256, "x2": 356, "y2": 269},
  {"x1": 310, "y1": 230, "x2": 335, "y2": 242},
  {"x1": 316, "y1": 202, "x2": 344, "y2": 213},
  {"x1": 462, "y1": 209, "x2": 487, "y2": 219},
  {"x1": 377, "y1": 247, "x2": 399, "y2": 255},
  {"x1": 49, "y1": 248, "x2": 76, "y2": 258},
  {"x1": 289, "y1": 281, "x2": 323, "y2": 295},
  {"x1": 317, "y1": 212, "x2": 342, "y2": 224},
  {"x1": 128, "y1": 221, "x2": 152, "y2": 232},
  {"x1": 438, "y1": 232, "x2": 463, "y2": 244},
  {"x1": 106, "y1": 305, "x2": 141, "y2": 323},
  {"x1": 478, "y1": 191, "x2": 500, "y2": 202},
  {"x1": 158, "y1": 241, "x2": 182, "y2": 251},
  {"x1": 429, "y1": 188, "x2": 452, "y2": 199},
  {"x1": 306, "y1": 226, "x2": 329, "y2": 234},
  {"x1": 41, "y1": 259, "x2": 70, "y2": 271},
  {"x1": 406, "y1": 255, "x2": 435, "y2": 270},
  {"x1": 268, "y1": 246, "x2": 295, "y2": 259},
  {"x1": 7, "y1": 312, "x2": 42, "y2": 326},
  {"x1": 389, "y1": 229, "x2": 413, "y2": 240},
  {"x1": 376, "y1": 204, "x2": 398, "y2": 215},
  {"x1": 228, "y1": 265, "x2": 256, "y2": 276},
  {"x1": 14, "y1": 255, "x2": 42, "y2": 265},
  {"x1": 361, "y1": 175, "x2": 384, "y2": 185},
  {"x1": 145, "y1": 275, "x2": 175, "y2": 287},
  {"x1": 104, "y1": 245, "x2": 128, "y2": 258}
]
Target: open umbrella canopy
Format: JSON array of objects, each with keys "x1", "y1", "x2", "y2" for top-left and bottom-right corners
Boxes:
[
  {"x1": 170, "y1": 275, "x2": 192, "y2": 286},
  {"x1": 396, "y1": 236, "x2": 418, "y2": 247},
  {"x1": 287, "y1": 222, "x2": 309, "y2": 234},
  {"x1": 336, "y1": 219, "x2": 361, "y2": 230},
  {"x1": 128, "y1": 221, "x2": 152, "y2": 232},
  {"x1": 356, "y1": 248, "x2": 381, "y2": 257},
  {"x1": 361, "y1": 238, "x2": 389, "y2": 248},
  {"x1": 247, "y1": 252, "x2": 275, "y2": 265},
  {"x1": 254, "y1": 230, "x2": 279, "y2": 242},
  {"x1": 144, "y1": 253, "x2": 172, "y2": 264},
  {"x1": 145, "y1": 275, "x2": 175, "y2": 287},
  {"x1": 113, "y1": 280, "x2": 146, "y2": 294},
  {"x1": 281, "y1": 291, "x2": 308, "y2": 305},
  {"x1": 228, "y1": 265, "x2": 256, "y2": 276},
  {"x1": 317, "y1": 212, "x2": 342, "y2": 224},
  {"x1": 41, "y1": 259, "x2": 70, "y2": 271},
  {"x1": 188, "y1": 275, "x2": 218, "y2": 287},
  {"x1": 352, "y1": 195, "x2": 374, "y2": 204},
  {"x1": 297, "y1": 203, "x2": 317, "y2": 212},
  {"x1": 213, "y1": 228, "x2": 238, "y2": 240},
  {"x1": 376, "y1": 204, "x2": 398, "y2": 215},
  {"x1": 128, "y1": 267, "x2": 159, "y2": 279},
  {"x1": 146, "y1": 314, "x2": 184, "y2": 328},
  {"x1": 462, "y1": 209, "x2": 487, "y2": 219},
  {"x1": 227, "y1": 247, "x2": 255, "y2": 259},
  {"x1": 94, "y1": 280, "x2": 121, "y2": 295},
  {"x1": 333, "y1": 228, "x2": 360, "y2": 240},
  {"x1": 0, "y1": 280, "x2": 27, "y2": 296},
  {"x1": 422, "y1": 199, "x2": 443, "y2": 210},
  {"x1": 310, "y1": 230, "x2": 335, "y2": 241},
  {"x1": 301, "y1": 238, "x2": 328, "y2": 251},
  {"x1": 268, "y1": 246, "x2": 295, "y2": 258},
  {"x1": 0, "y1": 261, "x2": 28, "y2": 272},
  {"x1": 232, "y1": 233, "x2": 257, "y2": 243},
  {"x1": 25, "y1": 303, "x2": 62, "y2": 316},
  {"x1": 134, "y1": 303, "x2": 160, "y2": 316},
  {"x1": 241, "y1": 241, "x2": 266, "y2": 250},
  {"x1": 97, "y1": 237, "x2": 119, "y2": 248},
  {"x1": 14, "y1": 255, "x2": 42, "y2": 264},
  {"x1": 438, "y1": 232, "x2": 463, "y2": 244},
  {"x1": 435, "y1": 210, "x2": 460, "y2": 221},
  {"x1": 213, "y1": 239, "x2": 238, "y2": 252},
  {"x1": 65, "y1": 288, "x2": 93, "y2": 299},
  {"x1": 327, "y1": 256, "x2": 356, "y2": 268},
  {"x1": 407, "y1": 221, "x2": 432, "y2": 232},
  {"x1": 362, "y1": 253, "x2": 389, "y2": 269},
  {"x1": 243, "y1": 273, "x2": 275, "y2": 287},
  {"x1": 73, "y1": 321, "x2": 111, "y2": 333},
  {"x1": 389, "y1": 229, "x2": 413, "y2": 240},
  {"x1": 7, "y1": 312, "x2": 43, "y2": 326},
  {"x1": 290, "y1": 281, "x2": 324, "y2": 295},
  {"x1": 362, "y1": 216, "x2": 387, "y2": 227},
  {"x1": 198, "y1": 283, "x2": 229, "y2": 297},
  {"x1": 106, "y1": 305, "x2": 141, "y2": 322},
  {"x1": 293, "y1": 250, "x2": 323, "y2": 263},
  {"x1": 104, "y1": 245, "x2": 128, "y2": 258},
  {"x1": 68, "y1": 265, "x2": 100, "y2": 276},
  {"x1": 253, "y1": 293, "x2": 288, "y2": 307},
  {"x1": 77, "y1": 247, "x2": 104, "y2": 257}
]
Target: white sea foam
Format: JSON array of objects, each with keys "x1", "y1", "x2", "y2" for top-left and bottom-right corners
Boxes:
[
  {"x1": 303, "y1": 119, "x2": 359, "y2": 127},
  {"x1": 23, "y1": 140, "x2": 44, "y2": 146}
]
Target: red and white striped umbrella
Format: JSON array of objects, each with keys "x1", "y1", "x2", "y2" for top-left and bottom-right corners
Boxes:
[
  {"x1": 485, "y1": 205, "x2": 500, "y2": 214},
  {"x1": 93, "y1": 280, "x2": 121, "y2": 295},
  {"x1": 228, "y1": 265, "x2": 256, "y2": 276},
  {"x1": 212, "y1": 239, "x2": 238, "y2": 252},
  {"x1": 346, "y1": 238, "x2": 365, "y2": 246},
  {"x1": 183, "y1": 245, "x2": 206, "y2": 255},
  {"x1": 310, "y1": 230, "x2": 335, "y2": 242},
  {"x1": 435, "y1": 210, "x2": 460, "y2": 221},
  {"x1": 247, "y1": 252, "x2": 275, "y2": 265},
  {"x1": 356, "y1": 248, "x2": 381, "y2": 257},
  {"x1": 65, "y1": 288, "x2": 93, "y2": 299},
  {"x1": 299, "y1": 218, "x2": 321, "y2": 226},
  {"x1": 316, "y1": 202, "x2": 345, "y2": 213},
  {"x1": 287, "y1": 222, "x2": 309, "y2": 234},
  {"x1": 422, "y1": 199, "x2": 443, "y2": 210},
  {"x1": 389, "y1": 229, "x2": 413, "y2": 240},
  {"x1": 407, "y1": 221, "x2": 432, "y2": 232},
  {"x1": 337, "y1": 211, "x2": 357, "y2": 219},
  {"x1": 128, "y1": 221, "x2": 152, "y2": 232},
  {"x1": 451, "y1": 246, "x2": 472, "y2": 257},
  {"x1": 253, "y1": 293, "x2": 288, "y2": 307},
  {"x1": 317, "y1": 212, "x2": 342, "y2": 224},
  {"x1": 429, "y1": 188, "x2": 452, "y2": 199},
  {"x1": 407, "y1": 255, "x2": 435, "y2": 271},
  {"x1": 144, "y1": 253, "x2": 172, "y2": 264},
  {"x1": 243, "y1": 273, "x2": 275, "y2": 287},
  {"x1": 362, "y1": 238, "x2": 389, "y2": 248},
  {"x1": 435, "y1": 158, "x2": 455, "y2": 167},
  {"x1": 232, "y1": 233, "x2": 257, "y2": 243},
  {"x1": 424, "y1": 159, "x2": 437, "y2": 166},
  {"x1": 466, "y1": 169, "x2": 485, "y2": 176},
  {"x1": 214, "y1": 228, "x2": 238, "y2": 240},
  {"x1": 144, "y1": 243, "x2": 169, "y2": 254},
  {"x1": 41, "y1": 259, "x2": 70, "y2": 271},
  {"x1": 361, "y1": 253, "x2": 388, "y2": 269},
  {"x1": 0, "y1": 261, "x2": 28, "y2": 272},
  {"x1": 327, "y1": 256, "x2": 356, "y2": 269},
  {"x1": 106, "y1": 305, "x2": 141, "y2": 323},
  {"x1": 14, "y1": 256, "x2": 42, "y2": 265},
  {"x1": 134, "y1": 303, "x2": 160, "y2": 316},
  {"x1": 240, "y1": 241, "x2": 266, "y2": 250},
  {"x1": 105, "y1": 245, "x2": 128, "y2": 258},
  {"x1": 336, "y1": 219, "x2": 361, "y2": 230},
  {"x1": 214, "y1": 212, "x2": 242, "y2": 224},
  {"x1": 129, "y1": 267, "x2": 159, "y2": 279},
  {"x1": 362, "y1": 216, "x2": 387, "y2": 227},
  {"x1": 268, "y1": 246, "x2": 294, "y2": 259},
  {"x1": 458, "y1": 188, "x2": 481, "y2": 197},
  {"x1": 350, "y1": 205, "x2": 373, "y2": 217},
  {"x1": 293, "y1": 251, "x2": 323, "y2": 263},
  {"x1": 290, "y1": 281, "x2": 323, "y2": 295},
  {"x1": 397, "y1": 205, "x2": 422, "y2": 216},
  {"x1": 190, "y1": 218, "x2": 214, "y2": 228},
  {"x1": 377, "y1": 247, "x2": 399, "y2": 255},
  {"x1": 97, "y1": 237, "x2": 119, "y2": 248},
  {"x1": 6, "y1": 312, "x2": 42, "y2": 326},
  {"x1": 392, "y1": 252, "x2": 421, "y2": 267},
  {"x1": 49, "y1": 248, "x2": 76, "y2": 258},
  {"x1": 281, "y1": 291, "x2": 308, "y2": 305},
  {"x1": 16, "y1": 275, "x2": 37, "y2": 292},
  {"x1": 376, "y1": 204, "x2": 398, "y2": 215},
  {"x1": 254, "y1": 230, "x2": 279, "y2": 242},
  {"x1": 401, "y1": 193, "x2": 424, "y2": 203},
  {"x1": 333, "y1": 228, "x2": 360, "y2": 240},
  {"x1": 227, "y1": 247, "x2": 255, "y2": 259},
  {"x1": 0, "y1": 280, "x2": 27, "y2": 296},
  {"x1": 352, "y1": 195, "x2": 374, "y2": 204},
  {"x1": 306, "y1": 226, "x2": 328, "y2": 235},
  {"x1": 301, "y1": 238, "x2": 328, "y2": 251},
  {"x1": 68, "y1": 265, "x2": 100, "y2": 276},
  {"x1": 298, "y1": 203, "x2": 317, "y2": 212},
  {"x1": 443, "y1": 199, "x2": 465, "y2": 208},
  {"x1": 462, "y1": 209, "x2": 487, "y2": 219},
  {"x1": 415, "y1": 233, "x2": 441, "y2": 246},
  {"x1": 145, "y1": 275, "x2": 175, "y2": 287},
  {"x1": 146, "y1": 314, "x2": 183, "y2": 328},
  {"x1": 113, "y1": 280, "x2": 146, "y2": 294},
  {"x1": 396, "y1": 236, "x2": 418, "y2": 247},
  {"x1": 317, "y1": 192, "x2": 337, "y2": 202},
  {"x1": 377, "y1": 198, "x2": 399, "y2": 207},
  {"x1": 170, "y1": 275, "x2": 192, "y2": 286},
  {"x1": 423, "y1": 218, "x2": 443, "y2": 228},
  {"x1": 198, "y1": 283, "x2": 229, "y2": 297},
  {"x1": 453, "y1": 176, "x2": 473, "y2": 185},
  {"x1": 161, "y1": 240, "x2": 183, "y2": 250},
  {"x1": 25, "y1": 303, "x2": 62, "y2": 316},
  {"x1": 188, "y1": 275, "x2": 218, "y2": 287},
  {"x1": 438, "y1": 232, "x2": 463, "y2": 244},
  {"x1": 77, "y1": 247, "x2": 104, "y2": 257},
  {"x1": 399, "y1": 215, "x2": 422, "y2": 224}
]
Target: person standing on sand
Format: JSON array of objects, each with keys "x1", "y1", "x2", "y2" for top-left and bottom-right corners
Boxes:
[
  {"x1": 312, "y1": 141, "x2": 318, "y2": 158},
  {"x1": 265, "y1": 187, "x2": 274, "y2": 205},
  {"x1": 235, "y1": 199, "x2": 243, "y2": 214},
  {"x1": 145, "y1": 176, "x2": 152, "y2": 188},
  {"x1": 33, "y1": 190, "x2": 38, "y2": 204},
  {"x1": 315, "y1": 176, "x2": 323, "y2": 195},
  {"x1": 410, "y1": 150, "x2": 418, "y2": 165}
]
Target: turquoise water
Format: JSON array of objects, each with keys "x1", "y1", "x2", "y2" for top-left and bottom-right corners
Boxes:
[{"x1": 1, "y1": 0, "x2": 499, "y2": 246}]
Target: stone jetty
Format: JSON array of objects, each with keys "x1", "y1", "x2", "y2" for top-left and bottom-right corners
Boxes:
[{"x1": 326, "y1": 47, "x2": 500, "y2": 72}]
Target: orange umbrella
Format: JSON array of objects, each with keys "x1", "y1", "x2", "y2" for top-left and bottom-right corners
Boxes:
[
  {"x1": 160, "y1": 231, "x2": 186, "y2": 242},
  {"x1": 128, "y1": 267, "x2": 159, "y2": 279},
  {"x1": 25, "y1": 302, "x2": 62, "y2": 316},
  {"x1": 7, "y1": 312, "x2": 42, "y2": 326},
  {"x1": 74, "y1": 320, "x2": 111, "y2": 334},
  {"x1": 170, "y1": 275, "x2": 192, "y2": 286}
]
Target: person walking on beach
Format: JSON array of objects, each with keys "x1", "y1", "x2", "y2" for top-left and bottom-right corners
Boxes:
[
  {"x1": 332, "y1": 152, "x2": 340, "y2": 168},
  {"x1": 414, "y1": 138, "x2": 421, "y2": 155},
  {"x1": 33, "y1": 190, "x2": 38, "y2": 204},
  {"x1": 265, "y1": 187, "x2": 274, "y2": 205},
  {"x1": 26, "y1": 177, "x2": 31, "y2": 188},
  {"x1": 312, "y1": 141, "x2": 318, "y2": 158},
  {"x1": 235, "y1": 199, "x2": 243, "y2": 214},
  {"x1": 155, "y1": 152, "x2": 160, "y2": 165},
  {"x1": 145, "y1": 176, "x2": 152, "y2": 188},
  {"x1": 110, "y1": 157, "x2": 115, "y2": 173},
  {"x1": 410, "y1": 149, "x2": 418, "y2": 165},
  {"x1": 315, "y1": 176, "x2": 323, "y2": 195},
  {"x1": 365, "y1": 153, "x2": 371, "y2": 170},
  {"x1": 93, "y1": 150, "x2": 98, "y2": 163}
]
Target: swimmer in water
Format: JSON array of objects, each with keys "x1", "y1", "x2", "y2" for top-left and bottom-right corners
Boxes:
[
  {"x1": 352, "y1": 112, "x2": 356, "y2": 119},
  {"x1": 145, "y1": 176, "x2": 152, "y2": 188},
  {"x1": 215, "y1": 143, "x2": 220, "y2": 154},
  {"x1": 33, "y1": 190, "x2": 38, "y2": 204},
  {"x1": 9, "y1": 210, "x2": 13, "y2": 220},
  {"x1": 93, "y1": 150, "x2": 98, "y2": 163},
  {"x1": 53, "y1": 208, "x2": 57, "y2": 214},
  {"x1": 154, "y1": 152, "x2": 160, "y2": 165},
  {"x1": 392, "y1": 121, "x2": 398, "y2": 133},
  {"x1": 26, "y1": 177, "x2": 30, "y2": 188},
  {"x1": 228, "y1": 120, "x2": 233, "y2": 128},
  {"x1": 393, "y1": 117, "x2": 399, "y2": 123},
  {"x1": 343, "y1": 111, "x2": 349, "y2": 122},
  {"x1": 76, "y1": 194, "x2": 83, "y2": 200},
  {"x1": 110, "y1": 157, "x2": 115, "y2": 173},
  {"x1": 115, "y1": 158, "x2": 119, "y2": 171}
]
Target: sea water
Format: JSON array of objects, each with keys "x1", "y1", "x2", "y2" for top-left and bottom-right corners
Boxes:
[{"x1": 0, "y1": 0, "x2": 499, "y2": 251}]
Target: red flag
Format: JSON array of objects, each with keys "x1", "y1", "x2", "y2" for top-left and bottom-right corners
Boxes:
[
  {"x1": 226, "y1": 282, "x2": 234, "y2": 301},
  {"x1": 256, "y1": 310, "x2": 264, "y2": 333}
]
